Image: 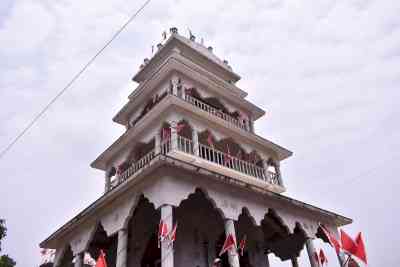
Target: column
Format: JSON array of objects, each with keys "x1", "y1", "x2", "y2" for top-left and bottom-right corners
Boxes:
[
  {"x1": 161, "y1": 205, "x2": 174, "y2": 267},
  {"x1": 74, "y1": 252, "x2": 84, "y2": 267},
  {"x1": 224, "y1": 219, "x2": 240, "y2": 267},
  {"x1": 306, "y1": 238, "x2": 319, "y2": 267},
  {"x1": 171, "y1": 122, "x2": 178, "y2": 151},
  {"x1": 262, "y1": 160, "x2": 269, "y2": 182},
  {"x1": 275, "y1": 161, "x2": 284, "y2": 187},
  {"x1": 104, "y1": 171, "x2": 111, "y2": 193},
  {"x1": 155, "y1": 132, "x2": 161, "y2": 155},
  {"x1": 116, "y1": 228, "x2": 129, "y2": 267},
  {"x1": 337, "y1": 251, "x2": 346, "y2": 267},
  {"x1": 291, "y1": 257, "x2": 299, "y2": 267},
  {"x1": 192, "y1": 129, "x2": 199, "y2": 156}
]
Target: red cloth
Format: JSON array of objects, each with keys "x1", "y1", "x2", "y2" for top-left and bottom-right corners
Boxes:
[
  {"x1": 239, "y1": 235, "x2": 247, "y2": 256},
  {"x1": 341, "y1": 229, "x2": 357, "y2": 255},
  {"x1": 158, "y1": 220, "x2": 169, "y2": 243},
  {"x1": 354, "y1": 232, "x2": 367, "y2": 264},
  {"x1": 219, "y1": 234, "x2": 236, "y2": 256},
  {"x1": 319, "y1": 249, "x2": 328, "y2": 266},
  {"x1": 320, "y1": 224, "x2": 341, "y2": 254},
  {"x1": 95, "y1": 250, "x2": 107, "y2": 267},
  {"x1": 169, "y1": 223, "x2": 178, "y2": 243},
  {"x1": 313, "y1": 251, "x2": 320, "y2": 266}
]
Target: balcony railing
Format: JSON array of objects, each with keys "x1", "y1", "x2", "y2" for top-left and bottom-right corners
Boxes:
[
  {"x1": 184, "y1": 94, "x2": 248, "y2": 131},
  {"x1": 166, "y1": 135, "x2": 279, "y2": 185},
  {"x1": 111, "y1": 150, "x2": 156, "y2": 189}
]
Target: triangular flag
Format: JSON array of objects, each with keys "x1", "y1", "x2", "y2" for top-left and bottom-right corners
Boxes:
[
  {"x1": 319, "y1": 224, "x2": 342, "y2": 254},
  {"x1": 341, "y1": 229, "x2": 357, "y2": 255},
  {"x1": 239, "y1": 235, "x2": 247, "y2": 256},
  {"x1": 168, "y1": 223, "x2": 178, "y2": 244},
  {"x1": 354, "y1": 232, "x2": 367, "y2": 265},
  {"x1": 95, "y1": 250, "x2": 107, "y2": 267},
  {"x1": 158, "y1": 219, "x2": 169, "y2": 247},
  {"x1": 162, "y1": 128, "x2": 171, "y2": 140},
  {"x1": 319, "y1": 249, "x2": 328, "y2": 266},
  {"x1": 314, "y1": 251, "x2": 320, "y2": 266},
  {"x1": 219, "y1": 233, "x2": 236, "y2": 256}
]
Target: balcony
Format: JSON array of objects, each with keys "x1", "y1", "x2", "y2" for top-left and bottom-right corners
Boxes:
[{"x1": 108, "y1": 134, "x2": 282, "y2": 193}]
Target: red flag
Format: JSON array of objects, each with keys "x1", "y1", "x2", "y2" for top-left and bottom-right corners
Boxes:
[
  {"x1": 319, "y1": 249, "x2": 328, "y2": 266},
  {"x1": 341, "y1": 229, "x2": 357, "y2": 255},
  {"x1": 173, "y1": 123, "x2": 185, "y2": 134},
  {"x1": 207, "y1": 132, "x2": 214, "y2": 148},
  {"x1": 169, "y1": 223, "x2": 178, "y2": 243},
  {"x1": 162, "y1": 128, "x2": 171, "y2": 140},
  {"x1": 313, "y1": 251, "x2": 320, "y2": 266},
  {"x1": 219, "y1": 233, "x2": 236, "y2": 256},
  {"x1": 354, "y1": 232, "x2": 367, "y2": 265},
  {"x1": 95, "y1": 250, "x2": 107, "y2": 267},
  {"x1": 320, "y1": 224, "x2": 341, "y2": 254},
  {"x1": 239, "y1": 235, "x2": 247, "y2": 256},
  {"x1": 158, "y1": 219, "x2": 169, "y2": 247}
]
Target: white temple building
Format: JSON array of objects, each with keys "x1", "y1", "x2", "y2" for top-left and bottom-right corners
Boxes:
[{"x1": 40, "y1": 27, "x2": 352, "y2": 267}]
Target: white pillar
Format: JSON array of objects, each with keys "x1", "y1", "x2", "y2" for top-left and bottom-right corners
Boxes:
[
  {"x1": 306, "y1": 238, "x2": 319, "y2": 267},
  {"x1": 265, "y1": 254, "x2": 270, "y2": 267},
  {"x1": 337, "y1": 251, "x2": 347, "y2": 267},
  {"x1": 74, "y1": 252, "x2": 84, "y2": 267},
  {"x1": 192, "y1": 129, "x2": 199, "y2": 156},
  {"x1": 224, "y1": 219, "x2": 240, "y2": 267},
  {"x1": 275, "y1": 161, "x2": 283, "y2": 186},
  {"x1": 161, "y1": 205, "x2": 174, "y2": 267},
  {"x1": 104, "y1": 171, "x2": 111, "y2": 193},
  {"x1": 171, "y1": 122, "x2": 178, "y2": 151},
  {"x1": 116, "y1": 228, "x2": 129, "y2": 267},
  {"x1": 155, "y1": 132, "x2": 161, "y2": 155}
]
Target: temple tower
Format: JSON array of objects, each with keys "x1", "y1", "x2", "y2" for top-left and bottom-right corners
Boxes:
[{"x1": 41, "y1": 28, "x2": 352, "y2": 267}]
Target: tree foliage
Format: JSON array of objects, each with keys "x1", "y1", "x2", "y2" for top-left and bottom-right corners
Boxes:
[{"x1": 0, "y1": 219, "x2": 16, "y2": 267}]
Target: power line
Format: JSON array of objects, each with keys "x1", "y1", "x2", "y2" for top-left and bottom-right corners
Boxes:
[{"x1": 0, "y1": 0, "x2": 152, "y2": 161}]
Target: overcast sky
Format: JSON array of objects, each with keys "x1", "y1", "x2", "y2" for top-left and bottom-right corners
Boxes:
[{"x1": 1, "y1": 0, "x2": 399, "y2": 266}]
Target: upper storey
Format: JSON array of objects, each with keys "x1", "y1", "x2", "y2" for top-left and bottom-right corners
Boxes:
[
  {"x1": 133, "y1": 27, "x2": 241, "y2": 87},
  {"x1": 113, "y1": 28, "x2": 265, "y2": 128}
]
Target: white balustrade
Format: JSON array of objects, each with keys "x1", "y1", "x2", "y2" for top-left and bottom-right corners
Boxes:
[{"x1": 184, "y1": 95, "x2": 248, "y2": 131}]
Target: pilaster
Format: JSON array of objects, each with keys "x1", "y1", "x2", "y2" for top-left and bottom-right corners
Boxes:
[
  {"x1": 116, "y1": 228, "x2": 129, "y2": 267},
  {"x1": 161, "y1": 205, "x2": 174, "y2": 267}
]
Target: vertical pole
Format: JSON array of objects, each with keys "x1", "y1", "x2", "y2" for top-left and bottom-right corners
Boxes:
[
  {"x1": 161, "y1": 205, "x2": 174, "y2": 267},
  {"x1": 224, "y1": 219, "x2": 240, "y2": 267},
  {"x1": 74, "y1": 252, "x2": 84, "y2": 267},
  {"x1": 337, "y1": 251, "x2": 347, "y2": 267},
  {"x1": 306, "y1": 238, "x2": 319, "y2": 267},
  {"x1": 104, "y1": 171, "x2": 111, "y2": 193},
  {"x1": 116, "y1": 228, "x2": 129, "y2": 267},
  {"x1": 171, "y1": 122, "x2": 178, "y2": 151},
  {"x1": 192, "y1": 129, "x2": 199, "y2": 156},
  {"x1": 155, "y1": 132, "x2": 161, "y2": 155},
  {"x1": 291, "y1": 257, "x2": 299, "y2": 267}
]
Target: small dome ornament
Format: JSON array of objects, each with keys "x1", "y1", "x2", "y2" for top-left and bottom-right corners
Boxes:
[{"x1": 170, "y1": 27, "x2": 178, "y2": 34}]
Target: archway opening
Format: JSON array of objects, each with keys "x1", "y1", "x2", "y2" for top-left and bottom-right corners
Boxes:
[{"x1": 87, "y1": 223, "x2": 117, "y2": 267}]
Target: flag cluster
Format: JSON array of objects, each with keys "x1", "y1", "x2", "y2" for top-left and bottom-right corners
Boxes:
[
  {"x1": 319, "y1": 224, "x2": 367, "y2": 265},
  {"x1": 219, "y1": 234, "x2": 247, "y2": 257},
  {"x1": 158, "y1": 219, "x2": 178, "y2": 247}
]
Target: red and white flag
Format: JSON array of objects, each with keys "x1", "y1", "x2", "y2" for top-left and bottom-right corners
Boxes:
[
  {"x1": 95, "y1": 250, "x2": 107, "y2": 267},
  {"x1": 219, "y1": 233, "x2": 237, "y2": 256},
  {"x1": 354, "y1": 232, "x2": 367, "y2": 265},
  {"x1": 168, "y1": 223, "x2": 178, "y2": 243},
  {"x1": 319, "y1": 224, "x2": 341, "y2": 254},
  {"x1": 158, "y1": 219, "x2": 169, "y2": 247},
  {"x1": 319, "y1": 249, "x2": 328, "y2": 266},
  {"x1": 341, "y1": 229, "x2": 357, "y2": 255},
  {"x1": 313, "y1": 251, "x2": 320, "y2": 266},
  {"x1": 162, "y1": 128, "x2": 171, "y2": 140},
  {"x1": 239, "y1": 235, "x2": 247, "y2": 256},
  {"x1": 173, "y1": 123, "x2": 185, "y2": 134}
]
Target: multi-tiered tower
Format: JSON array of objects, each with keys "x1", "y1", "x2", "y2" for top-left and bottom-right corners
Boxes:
[{"x1": 41, "y1": 28, "x2": 352, "y2": 267}]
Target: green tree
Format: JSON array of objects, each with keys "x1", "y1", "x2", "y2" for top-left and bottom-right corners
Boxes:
[{"x1": 0, "y1": 219, "x2": 16, "y2": 267}]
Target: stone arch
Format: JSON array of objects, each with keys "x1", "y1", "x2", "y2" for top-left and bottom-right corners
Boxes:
[
  {"x1": 55, "y1": 245, "x2": 73, "y2": 267},
  {"x1": 177, "y1": 187, "x2": 226, "y2": 220},
  {"x1": 122, "y1": 193, "x2": 146, "y2": 229},
  {"x1": 87, "y1": 222, "x2": 118, "y2": 267}
]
